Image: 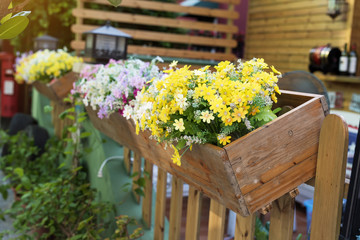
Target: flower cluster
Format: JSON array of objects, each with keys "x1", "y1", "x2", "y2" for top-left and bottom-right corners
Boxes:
[
  {"x1": 74, "y1": 57, "x2": 163, "y2": 119},
  {"x1": 14, "y1": 49, "x2": 83, "y2": 84},
  {"x1": 126, "y1": 59, "x2": 281, "y2": 166}
]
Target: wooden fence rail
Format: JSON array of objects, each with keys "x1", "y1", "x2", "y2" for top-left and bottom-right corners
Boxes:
[{"x1": 114, "y1": 113, "x2": 348, "y2": 240}]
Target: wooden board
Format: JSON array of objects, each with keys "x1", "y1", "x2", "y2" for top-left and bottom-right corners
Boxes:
[
  {"x1": 86, "y1": 90, "x2": 328, "y2": 216},
  {"x1": 234, "y1": 214, "x2": 255, "y2": 240},
  {"x1": 154, "y1": 168, "x2": 167, "y2": 240},
  {"x1": 207, "y1": 200, "x2": 226, "y2": 240},
  {"x1": 142, "y1": 159, "x2": 153, "y2": 229},
  {"x1": 310, "y1": 114, "x2": 348, "y2": 240},
  {"x1": 268, "y1": 193, "x2": 295, "y2": 240},
  {"x1": 32, "y1": 71, "x2": 79, "y2": 103},
  {"x1": 185, "y1": 186, "x2": 202, "y2": 240},
  {"x1": 169, "y1": 176, "x2": 183, "y2": 240}
]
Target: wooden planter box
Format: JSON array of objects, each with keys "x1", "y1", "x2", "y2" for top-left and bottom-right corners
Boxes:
[
  {"x1": 86, "y1": 90, "x2": 329, "y2": 216},
  {"x1": 32, "y1": 71, "x2": 79, "y2": 102}
]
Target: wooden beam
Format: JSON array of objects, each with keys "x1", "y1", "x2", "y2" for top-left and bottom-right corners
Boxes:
[
  {"x1": 72, "y1": 8, "x2": 238, "y2": 34},
  {"x1": 71, "y1": 24, "x2": 237, "y2": 47},
  {"x1": 234, "y1": 214, "x2": 256, "y2": 240},
  {"x1": 268, "y1": 193, "x2": 295, "y2": 240},
  {"x1": 185, "y1": 186, "x2": 202, "y2": 240},
  {"x1": 154, "y1": 168, "x2": 167, "y2": 240},
  {"x1": 142, "y1": 159, "x2": 153, "y2": 229},
  {"x1": 310, "y1": 114, "x2": 348, "y2": 240},
  {"x1": 208, "y1": 200, "x2": 226, "y2": 240},
  {"x1": 169, "y1": 176, "x2": 183, "y2": 240}
]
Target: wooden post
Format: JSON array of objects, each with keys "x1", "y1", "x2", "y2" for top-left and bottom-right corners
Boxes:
[
  {"x1": 310, "y1": 114, "x2": 348, "y2": 240},
  {"x1": 142, "y1": 159, "x2": 153, "y2": 229},
  {"x1": 154, "y1": 168, "x2": 167, "y2": 240},
  {"x1": 234, "y1": 214, "x2": 255, "y2": 240},
  {"x1": 269, "y1": 193, "x2": 295, "y2": 240},
  {"x1": 169, "y1": 176, "x2": 183, "y2": 240},
  {"x1": 185, "y1": 186, "x2": 202, "y2": 240},
  {"x1": 123, "y1": 147, "x2": 131, "y2": 174},
  {"x1": 132, "y1": 152, "x2": 142, "y2": 203},
  {"x1": 208, "y1": 199, "x2": 226, "y2": 240}
]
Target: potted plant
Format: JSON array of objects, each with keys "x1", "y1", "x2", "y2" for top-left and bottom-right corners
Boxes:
[
  {"x1": 81, "y1": 59, "x2": 328, "y2": 216},
  {"x1": 14, "y1": 49, "x2": 83, "y2": 102}
]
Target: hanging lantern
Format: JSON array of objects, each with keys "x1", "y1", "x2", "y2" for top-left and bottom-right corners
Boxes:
[
  {"x1": 84, "y1": 21, "x2": 132, "y2": 63},
  {"x1": 34, "y1": 35, "x2": 59, "y2": 51}
]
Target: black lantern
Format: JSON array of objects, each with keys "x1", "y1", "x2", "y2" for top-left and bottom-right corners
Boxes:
[
  {"x1": 327, "y1": 0, "x2": 347, "y2": 19},
  {"x1": 34, "y1": 35, "x2": 59, "y2": 51},
  {"x1": 84, "y1": 21, "x2": 132, "y2": 63}
]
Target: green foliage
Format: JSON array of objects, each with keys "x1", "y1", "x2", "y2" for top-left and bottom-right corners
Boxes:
[
  {"x1": 10, "y1": 0, "x2": 76, "y2": 52},
  {"x1": 255, "y1": 217, "x2": 269, "y2": 240},
  {"x1": 0, "y1": 100, "x2": 144, "y2": 239},
  {"x1": 0, "y1": 0, "x2": 31, "y2": 40}
]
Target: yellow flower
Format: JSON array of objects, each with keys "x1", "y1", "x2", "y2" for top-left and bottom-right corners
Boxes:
[
  {"x1": 173, "y1": 118, "x2": 185, "y2": 132},
  {"x1": 270, "y1": 65, "x2": 281, "y2": 75},
  {"x1": 171, "y1": 145, "x2": 181, "y2": 166},
  {"x1": 218, "y1": 106, "x2": 231, "y2": 121},
  {"x1": 209, "y1": 97, "x2": 224, "y2": 113},
  {"x1": 232, "y1": 108, "x2": 246, "y2": 122},
  {"x1": 200, "y1": 110, "x2": 214, "y2": 123},
  {"x1": 217, "y1": 134, "x2": 231, "y2": 146},
  {"x1": 250, "y1": 106, "x2": 260, "y2": 116}
]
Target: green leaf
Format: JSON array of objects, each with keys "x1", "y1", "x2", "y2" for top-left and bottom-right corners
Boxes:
[
  {"x1": 0, "y1": 2, "x2": 12, "y2": 24},
  {"x1": 0, "y1": 16, "x2": 29, "y2": 39},
  {"x1": 66, "y1": 115, "x2": 75, "y2": 120},
  {"x1": 44, "y1": 105, "x2": 53, "y2": 113},
  {"x1": 80, "y1": 132, "x2": 91, "y2": 138},
  {"x1": 107, "y1": 0, "x2": 122, "y2": 7},
  {"x1": 14, "y1": 167, "x2": 24, "y2": 177}
]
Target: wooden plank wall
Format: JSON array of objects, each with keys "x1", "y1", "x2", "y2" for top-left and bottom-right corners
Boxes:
[
  {"x1": 245, "y1": 0, "x2": 359, "y2": 74},
  {"x1": 71, "y1": 0, "x2": 240, "y2": 62}
]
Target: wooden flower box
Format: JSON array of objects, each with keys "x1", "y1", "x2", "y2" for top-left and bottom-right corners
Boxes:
[
  {"x1": 86, "y1": 90, "x2": 329, "y2": 216},
  {"x1": 32, "y1": 71, "x2": 79, "y2": 102}
]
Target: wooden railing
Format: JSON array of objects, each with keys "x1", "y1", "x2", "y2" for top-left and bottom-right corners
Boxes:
[{"x1": 114, "y1": 112, "x2": 349, "y2": 239}]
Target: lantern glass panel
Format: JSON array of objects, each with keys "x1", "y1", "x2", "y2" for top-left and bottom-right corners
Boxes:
[
  {"x1": 116, "y1": 37, "x2": 126, "y2": 52},
  {"x1": 96, "y1": 35, "x2": 117, "y2": 51},
  {"x1": 86, "y1": 34, "x2": 93, "y2": 49}
]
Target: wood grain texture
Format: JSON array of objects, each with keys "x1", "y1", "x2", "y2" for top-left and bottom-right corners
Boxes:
[
  {"x1": 72, "y1": 8, "x2": 238, "y2": 34},
  {"x1": 169, "y1": 176, "x2": 183, "y2": 240},
  {"x1": 234, "y1": 214, "x2": 255, "y2": 240},
  {"x1": 85, "y1": 107, "x2": 248, "y2": 215},
  {"x1": 32, "y1": 71, "x2": 79, "y2": 103},
  {"x1": 207, "y1": 200, "x2": 226, "y2": 240},
  {"x1": 245, "y1": 0, "x2": 358, "y2": 75},
  {"x1": 185, "y1": 186, "x2": 202, "y2": 240},
  {"x1": 268, "y1": 193, "x2": 295, "y2": 240},
  {"x1": 71, "y1": 24, "x2": 237, "y2": 47},
  {"x1": 154, "y1": 168, "x2": 167, "y2": 240},
  {"x1": 310, "y1": 114, "x2": 348, "y2": 240},
  {"x1": 142, "y1": 159, "x2": 153, "y2": 229}
]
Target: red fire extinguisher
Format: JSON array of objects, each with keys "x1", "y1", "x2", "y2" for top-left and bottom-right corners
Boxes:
[{"x1": 0, "y1": 52, "x2": 19, "y2": 118}]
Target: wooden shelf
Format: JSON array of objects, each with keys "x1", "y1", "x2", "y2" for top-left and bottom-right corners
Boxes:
[{"x1": 315, "y1": 73, "x2": 360, "y2": 84}]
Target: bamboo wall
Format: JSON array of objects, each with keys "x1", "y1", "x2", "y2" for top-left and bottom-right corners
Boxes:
[{"x1": 244, "y1": 0, "x2": 360, "y2": 75}]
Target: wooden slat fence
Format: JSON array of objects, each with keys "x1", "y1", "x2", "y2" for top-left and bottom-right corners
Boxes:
[{"x1": 71, "y1": 0, "x2": 239, "y2": 63}]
